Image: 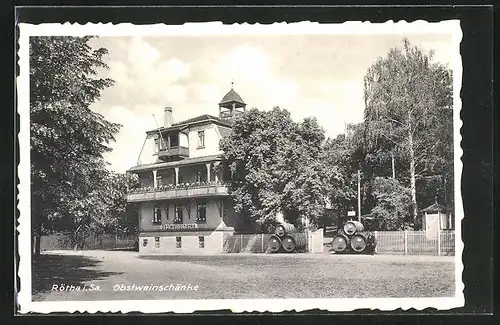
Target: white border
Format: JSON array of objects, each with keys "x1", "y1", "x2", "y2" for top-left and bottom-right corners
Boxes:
[{"x1": 17, "y1": 20, "x2": 464, "y2": 313}]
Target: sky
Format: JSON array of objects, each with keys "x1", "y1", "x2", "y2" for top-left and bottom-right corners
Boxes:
[{"x1": 89, "y1": 33, "x2": 453, "y2": 173}]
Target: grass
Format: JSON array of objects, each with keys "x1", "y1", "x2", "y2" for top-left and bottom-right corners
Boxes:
[{"x1": 32, "y1": 251, "x2": 455, "y2": 301}]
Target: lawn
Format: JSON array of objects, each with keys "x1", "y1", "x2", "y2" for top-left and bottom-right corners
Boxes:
[{"x1": 32, "y1": 250, "x2": 456, "y2": 301}]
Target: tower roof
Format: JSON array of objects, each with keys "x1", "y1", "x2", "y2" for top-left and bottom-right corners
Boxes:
[{"x1": 219, "y1": 88, "x2": 246, "y2": 106}]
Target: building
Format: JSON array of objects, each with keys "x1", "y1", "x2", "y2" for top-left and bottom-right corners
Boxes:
[
  {"x1": 126, "y1": 87, "x2": 247, "y2": 254},
  {"x1": 420, "y1": 201, "x2": 453, "y2": 239}
]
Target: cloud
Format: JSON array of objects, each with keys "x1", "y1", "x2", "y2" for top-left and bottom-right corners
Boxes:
[
  {"x1": 99, "y1": 38, "x2": 192, "y2": 111},
  {"x1": 257, "y1": 79, "x2": 301, "y2": 108},
  {"x1": 224, "y1": 45, "x2": 270, "y2": 81},
  {"x1": 201, "y1": 84, "x2": 220, "y2": 103},
  {"x1": 163, "y1": 58, "x2": 191, "y2": 81},
  {"x1": 89, "y1": 34, "x2": 455, "y2": 172},
  {"x1": 101, "y1": 106, "x2": 156, "y2": 173},
  {"x1": 127, "y1": 37, "x2": 160, "y2": 68},
  {"x1": 199, "y1": 45, "x2": 301, "y2": 110},
  {"x1": 419, "y1": 41, "x2": 453, "y2": 67}
]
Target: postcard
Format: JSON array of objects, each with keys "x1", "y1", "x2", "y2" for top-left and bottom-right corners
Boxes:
[{"x1": 17, "y1": 20, "x2": 464, "y2": 313}]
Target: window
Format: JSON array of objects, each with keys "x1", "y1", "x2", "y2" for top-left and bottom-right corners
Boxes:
[
  {"x1": 198, "y1": 131, "x2": 205, "y2": 148},
  {"x1": 176, "y1": 237, "x2": 182, "y2": 248},
  {"x1": 174, "y1": 205, "x2": 183, "y2": 224},
  {"x1": 142, "y1": 239, "x2": 148, "y2": 247},
  {"x1": 198, "y1": 236, "x2": 205, "y2": 249},
  {"x1": 169, "y1": 134, "x2": 179, "y2": 147},
  {"x1": 197, "y1": 201, "x2": 207, "y2": 224},
  {"x1": 153, "y1": 206, "x2": 162, "y2": 224},
  {"x1": 154, "y1": 137, "x2": 166, "y2": 152}
]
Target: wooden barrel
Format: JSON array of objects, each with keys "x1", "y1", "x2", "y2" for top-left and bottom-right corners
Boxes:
[
  {"x1": 275, "y1": 222, "x2": 296, "y2": 237},
  {"x1": 331, "y1": 233, "x2": 349, "y2": 253},
  {"x1": 337, "y1": 228, "x2": 347, "y2": 236},
  {"x1": 350, "y1": 234, "x2": 367, "y2": 252},
  {"x1": 281, "y1": 233, "x2": 307, "y2": 253},
  {"x1": 268, "y1": 235, "x2": 282, "y2": 253},
  {"x1": 350, "y1": 231, "x2": 375, "y2": 253},
  {"x1": 343, "y1": 220, "x2": 364, "y2": 235}
]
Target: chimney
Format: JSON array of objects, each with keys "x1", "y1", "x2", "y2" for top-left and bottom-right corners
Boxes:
[{"x1": 164, "y1": 106, "x2": 173, "y2": 127}]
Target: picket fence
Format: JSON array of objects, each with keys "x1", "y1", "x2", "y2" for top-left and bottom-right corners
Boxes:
[
  {"x1": 40, "y1": 231, "x2": 454, "y2": 256},
  {"x1": 373, "y1": 230, "x2": 455, "y2": 256}
]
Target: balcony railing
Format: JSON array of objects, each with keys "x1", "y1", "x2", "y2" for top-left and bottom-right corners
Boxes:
[
  {"x1": 219, "y1": 111, "x2": 244, "y2": 120},
  {"x1": 127, "y1": 181, "x2": 230, "y2": 202},
  {"x1": 158, "y1": 146, "x2": 189, "y2": 159}
]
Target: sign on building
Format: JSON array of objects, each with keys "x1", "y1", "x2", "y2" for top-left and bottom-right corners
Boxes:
[{"x1": 160, "y1": 224, "x2": 199, "y2": 230}]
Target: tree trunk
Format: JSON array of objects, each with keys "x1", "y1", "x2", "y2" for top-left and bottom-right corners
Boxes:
[
  {"x1": 33, "y1": 222, "x2": 42, "y2": 257},
  {"x1": 391, "y1": 151, "x2": 396, "y2": 179},
  {"x1": 444, "y1": 177, "x2": 448, "y2": 205},
  {"x1": 408, "y1": 130, "x2": 418, "y2": 222}
]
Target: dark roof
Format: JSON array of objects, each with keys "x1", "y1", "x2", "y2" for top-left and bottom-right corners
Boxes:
[
  {"x1": 146, "y1": 114, "x2": 233, "y2": 135},
  {"x1": 219, "y1": 89, "x2": 246, "y2": 105},
  {"x1": 128, "y1": 154, "x2": 221, "y2": 173},
  {"x1": 173, "y1": 114, "x2": 229, "y2": 127},
  {"x1": 420, "y1": 202, "x2": 448, "y2": 213}
]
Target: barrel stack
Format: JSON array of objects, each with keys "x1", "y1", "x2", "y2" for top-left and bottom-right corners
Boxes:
[
  {"x1": 281, "y1": 232, "x2": 307, "y2": 253},
  {"x1": 268, "y1": 235, "x2": 283, "y2": 253},
  {"x1": 330, "y1": 220, "x2": 376, "y2": 255},
  {"x1": 275, "y1": 223, "x2": 296, "y2": 237},
  {"x1": 268, "y1": 222, "x2": 306, "y2": 253}
]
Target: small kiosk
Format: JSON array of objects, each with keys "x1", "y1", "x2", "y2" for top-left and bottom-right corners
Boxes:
[{"x1": 420, "y1": 201, "x2": 452, "y2": 239}]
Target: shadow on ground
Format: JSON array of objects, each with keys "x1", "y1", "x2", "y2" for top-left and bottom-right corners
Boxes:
[{"x1": 32, "y1": 254, "x2": 123, "y2": 301}]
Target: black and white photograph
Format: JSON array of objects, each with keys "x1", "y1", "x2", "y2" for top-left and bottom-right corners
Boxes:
[{"x1": 17, "y1": 20, "x2": 464, "y2": 313}]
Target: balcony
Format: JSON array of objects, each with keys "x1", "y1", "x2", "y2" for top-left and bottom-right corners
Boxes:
[
  {"x1": 127, "y1": 181, "x2": 230, "y2": 203},
  {"x1": 158, "y1": 146, "x2": 189, "y2": 160}
]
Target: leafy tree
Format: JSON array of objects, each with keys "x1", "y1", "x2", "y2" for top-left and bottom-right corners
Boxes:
[
  {"x1": 322, "y1": 135, "x2": 356, "y2": 217},
  {"x1": 30, "y1": 36, "x2": 120, "y2": 255},
  {"x1": 370, "y1": 177, "x2": 413, "y2": 230},
  {"x1": 363, "y1": 39, "x2": 453, "y2": 222},
  {"x1": 44, "y1": 172, "x2": 139, "y2": 249},
  {"x1": 111, "y1": 173, "x2": 140, "y2": 236},
  {"x1": 219, "y1": 107, "x2": 328, "y2": 230}
]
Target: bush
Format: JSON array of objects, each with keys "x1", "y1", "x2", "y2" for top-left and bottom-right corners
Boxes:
[{"x1": 370, "y1": 177, "x2": 413, "y2": 230}]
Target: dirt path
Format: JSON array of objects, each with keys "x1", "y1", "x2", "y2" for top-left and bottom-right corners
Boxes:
[{"x1": 33, "y1": 250, "x2": 456, "y2": 301}]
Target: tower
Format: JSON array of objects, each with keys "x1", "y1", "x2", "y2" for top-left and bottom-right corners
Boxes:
[{"x1": 218, "y1": 82, "x2": 246, "y2": 120}]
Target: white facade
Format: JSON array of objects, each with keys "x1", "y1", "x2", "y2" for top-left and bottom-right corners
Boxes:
[
  {"x1": 137, "y1": 122, "x2": 226, "y2": 165},
  {"x1": 187, "y1": 124, "x2": 222, "y2": 158},
  {"x1": 127, "y1": 88, "x2": 247, "y2": 255}
]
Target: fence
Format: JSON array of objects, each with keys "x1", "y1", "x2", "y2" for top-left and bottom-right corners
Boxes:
[
  {"x1": 40, "y1": 233, "x2": 138, "y2": 251},
  {"x1": 223, "y1": 233, "x2": 273, "y2": 253},
  {"x1": 223, "y1": 229, "x2": 324, "y2": 254},
  {"x1": 374, "y1": 230, "x2": 455, "y2": 256}
]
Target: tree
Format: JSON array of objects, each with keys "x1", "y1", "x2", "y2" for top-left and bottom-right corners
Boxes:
[
  {"x1": 109, "y1": 173, "x2": 140, "y2": 236},
  {"x1": 219, "y1": 107, "x2": 328, "y2": 231},
  {"x1": 44, "y1": 172, "x2": 139, "y2": 249},
  {"x1": 370, "y1": 177, "x2": 413, "y2": 230},
  {"x1": 322, "y1": 130, "x2": 358, "y2": 219},
  {"x1": 30, "y1": 36, "x2": 120, "y2": 255},
  {"x1": 363, "y1": 39, "x2": 453, "y2": 222}
]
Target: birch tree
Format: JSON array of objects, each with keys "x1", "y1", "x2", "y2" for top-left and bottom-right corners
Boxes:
[{"x1": 363, "y1": 39, "x2": 453, "y2": 222}]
